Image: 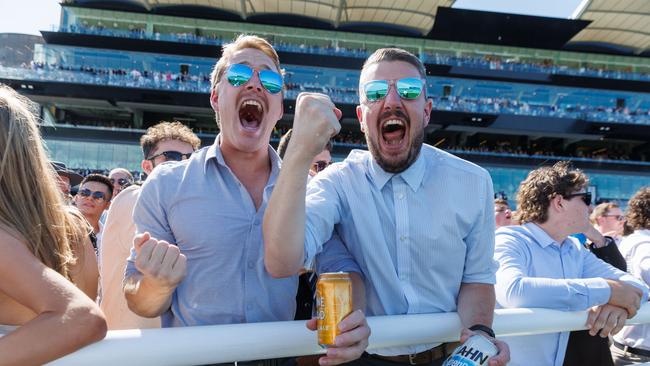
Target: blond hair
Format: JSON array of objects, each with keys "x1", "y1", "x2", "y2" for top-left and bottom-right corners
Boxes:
[
  {"x1": 589, "y1": 202, "x2": 620, "y2": 224},
  {"x1": 210, "y1": 34, "x2": 281, "y2": 92},
  {"x1": 0, "y1": 84, "x2": 88, "y2": 280}
]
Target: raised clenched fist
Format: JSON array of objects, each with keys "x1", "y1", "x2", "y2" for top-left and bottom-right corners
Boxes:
[{"x1": 290, "y1": 92, "x2": 342, "y2": 159}]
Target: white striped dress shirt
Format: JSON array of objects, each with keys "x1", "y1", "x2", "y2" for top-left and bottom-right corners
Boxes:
[{"x1": 303, "y1": 144, "x2": 497, "y2": 356}]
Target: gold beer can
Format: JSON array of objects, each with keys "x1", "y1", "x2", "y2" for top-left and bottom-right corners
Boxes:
[{"x1": 316, "y1": 272, "x2": 353, "y2": 348}]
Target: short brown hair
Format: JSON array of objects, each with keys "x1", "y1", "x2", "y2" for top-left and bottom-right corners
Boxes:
[
  {"x1": 494, "y1": 198, "x2": 510, "y2": 207},
  {"x1": 210, "y1": 34, "x2": 281, "y2": 92},
  {"x1": 140, "y1": 121, "x2": 201, "y2": 159},
  {"x1": 590, "y1": 202, "x2": 620, "y2": 224},
  {"x1": 626, "y1": 187, "x2": 650, "y2": 230},
  {"x1": 80, "y1": 174, "x2": 113, "y2": 201},
  {"x1": 516, "y1": 161, "x2": 589, "y2": 224}
]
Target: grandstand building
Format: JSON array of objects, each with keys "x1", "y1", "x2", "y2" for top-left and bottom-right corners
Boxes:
[{"x1": 1, "y1": 0, "x2": 650, "y2": 204}]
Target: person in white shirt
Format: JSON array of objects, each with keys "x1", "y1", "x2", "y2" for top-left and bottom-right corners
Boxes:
[{"x1": 611, "y1": 186, "x2": 650, "y2": 364}]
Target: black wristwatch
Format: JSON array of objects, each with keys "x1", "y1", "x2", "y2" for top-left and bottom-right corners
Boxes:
[{"x1": 469, "y1": 324, "x2": 495, "y2": 338}]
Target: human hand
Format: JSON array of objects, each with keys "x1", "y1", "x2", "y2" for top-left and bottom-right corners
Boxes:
[
  {"x1": 459, "y1": 328, "x2": 510, "y2": 366},
  {"x1": 133, "y1": 232, "x2": 187, "y2": 290},
  {"x1": 306, "y1": 309, "x2": 370, "y2": 366},
  {"x1": 291, "y1": 92, "x2": 342, "y2": 159},
  {"x1": 586, "y1": 304, "x2": 628, "y2": 337},
  {"x1": 606, "y1": 279, "x2": 642, "y2": 318}
]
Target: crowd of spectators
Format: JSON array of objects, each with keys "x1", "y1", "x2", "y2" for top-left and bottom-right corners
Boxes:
[
  {"x1": 445, "y1": 141, "x2": 643, "y2": 164},
  {"x1": 63, "y1": 23, "x2": 650, "y2": 82},
  {"x1": 5, "y1": 62, "x2": 650, "y2": 125}
]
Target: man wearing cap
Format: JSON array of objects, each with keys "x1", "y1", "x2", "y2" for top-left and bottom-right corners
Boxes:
[{"x1": 52, "y1": 161, "x2": 83, "y2": 204}]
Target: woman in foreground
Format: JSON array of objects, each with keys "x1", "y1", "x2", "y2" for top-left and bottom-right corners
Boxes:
[{"x1": 0, "y1": 84, "x2": 106, "y2": 365}]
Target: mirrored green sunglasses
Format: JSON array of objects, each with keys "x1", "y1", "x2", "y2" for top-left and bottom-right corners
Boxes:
[
  {"x1": 226, "y1": 63, "x2": 283, "y2": 94},
  {"x1": 363, "y1": 78, "x2": 424, "y2": 102}
]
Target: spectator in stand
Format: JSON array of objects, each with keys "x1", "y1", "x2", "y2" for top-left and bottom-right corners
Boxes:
[
  {"x1": 108, "y1": 168, "x2": 134, "y2": 197},
  {"x1": 0, "y1": 84, "x2": 106, "y2": 364},
  {"x1": 611, "y1": 186, "x2": 650, "y2": 364},
  {"x1": 51, "y1": 161, "x2": 83, "y2": 204},
  {"x1": 495, "y1": 198, "x2": 513, "y2": 229},
  {"x1": 100, "y1": 121, "x2": 200, "y2": 330},
  {"x1": 591, "y1": 202, "x2": 626, "y2": 245},
  {"x1": 74, "y1": 174, "x2": 113, "y2": 248},
  {"x1": 494, "y1": 162, "x2": 648, "y2": 366}
]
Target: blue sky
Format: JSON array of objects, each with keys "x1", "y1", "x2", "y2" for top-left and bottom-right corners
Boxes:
[{"x1": 0, "y1": 0, "x2": 585, "y2": 36}]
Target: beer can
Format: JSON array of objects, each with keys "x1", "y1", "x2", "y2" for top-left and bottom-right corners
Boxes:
[
  {"x1": 442, "y1": 334, "x2": 498, "y2": 366},
  {"x1": 316, "y1": 272, "x2": 353, "y2": 348}
]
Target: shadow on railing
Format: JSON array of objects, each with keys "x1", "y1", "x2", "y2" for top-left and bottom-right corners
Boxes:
[{"x1": 49, "y1": 303, "x2": 650, "y2": 366}]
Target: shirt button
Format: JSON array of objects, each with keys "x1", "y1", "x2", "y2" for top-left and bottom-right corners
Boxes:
[
  {"x1": 246, "y1": 304, "x2": 253, "y2": 310},
  {"x1": 248, "y1": 261, "x2": 254, "y2": 269},
  {"x1": 400, "y1": 235, "x2": 407, "y2": 241},
  {"x1": 397, "y1": 192, "x2": 405, "y2": 200}
]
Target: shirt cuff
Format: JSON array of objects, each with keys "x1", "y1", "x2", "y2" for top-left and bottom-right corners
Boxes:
[{"x1": 584, "y1": 277, "x2": 611, "y2": 307}]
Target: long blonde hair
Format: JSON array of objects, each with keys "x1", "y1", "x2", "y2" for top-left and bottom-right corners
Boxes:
[{"x1": 0, "y1": 84, "x2": 86, "y2": 279}]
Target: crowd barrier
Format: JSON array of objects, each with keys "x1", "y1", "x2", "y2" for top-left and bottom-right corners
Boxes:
[{"x1": 49, "y1": 303, "x2": 650, "y2": 366}]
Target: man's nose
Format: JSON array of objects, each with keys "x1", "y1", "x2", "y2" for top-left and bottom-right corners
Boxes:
[
  {"x1": 246, "y1": 71, "x2": 263, "y2": 92},
  {"x1": 382, "y1": 84, "x2": 402, "y2": 109}
]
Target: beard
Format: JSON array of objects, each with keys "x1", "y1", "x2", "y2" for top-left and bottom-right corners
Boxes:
[{"x1": 364, "y1": 111, "x2": 425, "y2": 174}]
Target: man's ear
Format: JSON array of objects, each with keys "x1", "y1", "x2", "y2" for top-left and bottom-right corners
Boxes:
[
  {"x1": 550, "y1": 194, "x2": 564, "y2": 212},
  {"x1": 210, "y1": 88, "x2": 219, "y2": 112},
  {"x1": 423, "y1": 98, "x2": 433, "y2": 128},
  {"x1": 141, "y1": 159, "x2": 153, "y2": 175},
  {"x1": 356, "y1": 105, "x2": 365, "y2": 133}
]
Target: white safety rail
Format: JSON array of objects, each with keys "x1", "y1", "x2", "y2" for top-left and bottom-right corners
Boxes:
[{"x1": 49, "y1": 303, "x2": 650, "y2": 366}]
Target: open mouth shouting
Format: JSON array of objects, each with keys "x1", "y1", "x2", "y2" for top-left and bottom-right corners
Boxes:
[
  {"x1": 379, "y1": 114, "x2": 409, "y2": 153},
  {"x1": 238, "y1": 98, "x2": 265, "y2": 132}
]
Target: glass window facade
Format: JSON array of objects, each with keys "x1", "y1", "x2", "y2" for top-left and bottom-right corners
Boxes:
[{"x1": 44, "y1": 139, "x2": 143, "y2": 172}]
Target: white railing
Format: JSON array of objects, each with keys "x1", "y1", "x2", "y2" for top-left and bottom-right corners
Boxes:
[{"x1": 49, "y1": 304, "x2": 650, "y2": 366}]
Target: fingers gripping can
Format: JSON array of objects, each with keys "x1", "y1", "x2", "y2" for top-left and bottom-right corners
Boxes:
[
  {"x1": 442, "y1": 334, "x2": 498, "y2": 366},
  {"x1": 316, "y1": 272, "x2": 353, "y2": 348}
]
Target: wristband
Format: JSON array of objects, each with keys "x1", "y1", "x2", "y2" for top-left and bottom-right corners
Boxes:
[{"x1": 469, "y1": 324, "x2": 495, "y2": 338}]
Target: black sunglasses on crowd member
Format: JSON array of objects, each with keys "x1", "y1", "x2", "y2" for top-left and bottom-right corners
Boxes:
[
  {"x1": 78, "y1": 188, "x2": 108, "y2": 202},
  {"x1": 147, "y1": 151, "x2": 193, "y2": 162},
  {"x1": 312, "y1": 160, "x2": 333, "y2": 173},
  {"x1": 564, "y1": 192, "x2": 592, "y2": 206},
  {"x1": 110, "y1": 177, "x2": 132, "y2": 187}
]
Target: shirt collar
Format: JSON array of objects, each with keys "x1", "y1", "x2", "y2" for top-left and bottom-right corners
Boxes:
[
  {"x1": 203, "y1": 134, "x2": 282, "y2": 180},
  {"x1": 367, "y1": 149, "x2": 426, "y2": 192},
  {"x1": 523, "y1": 222, "x2": 559, "y2": 248}
]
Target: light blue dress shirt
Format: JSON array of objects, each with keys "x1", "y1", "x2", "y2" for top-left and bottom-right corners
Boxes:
[
  {"x1": 303, "y1": 145, "x2": 498, "y2": 356},
  {"x1": 127, "y1": 136, "x2": 359, "y2": 327},
  {"x1": 495, "y1": 223, "x2": 649, "y2": 366}
]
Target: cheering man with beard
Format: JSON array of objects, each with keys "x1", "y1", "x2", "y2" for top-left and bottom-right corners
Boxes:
[{"x1": 263, "y1": 48, "x2": 509, "y2": 366}]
